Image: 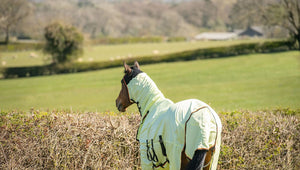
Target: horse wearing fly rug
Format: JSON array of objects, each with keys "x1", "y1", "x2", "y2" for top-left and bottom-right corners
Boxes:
[{"x1": 116, "y1": 61, "x2": 222, "y2": 170}]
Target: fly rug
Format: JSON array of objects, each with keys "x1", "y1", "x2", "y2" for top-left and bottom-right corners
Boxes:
[{"x1": 116, "y1": 61, "x2": 222, "y2": 170}]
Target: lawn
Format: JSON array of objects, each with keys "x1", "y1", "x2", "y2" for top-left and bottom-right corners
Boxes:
[
  {"x1": 0, "y1": 51, "x2": 299, "y2": 112},
  {"x1": 0, "y1": 39, "x2": 266, "y2": 67}
]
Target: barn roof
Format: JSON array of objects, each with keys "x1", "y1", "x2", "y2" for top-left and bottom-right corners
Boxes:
[{"x1": 239, "y1": 26, "x2": 264, "y2": 37}]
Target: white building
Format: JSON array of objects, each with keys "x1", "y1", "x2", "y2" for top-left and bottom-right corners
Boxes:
[{"x1": 195, "y1": 32, "x2": 238, "y2": 41}]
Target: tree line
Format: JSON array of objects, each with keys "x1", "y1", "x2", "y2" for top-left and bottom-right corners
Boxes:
[{"x1": 0, "y1": 0, "x2": 299, "y2": 49}]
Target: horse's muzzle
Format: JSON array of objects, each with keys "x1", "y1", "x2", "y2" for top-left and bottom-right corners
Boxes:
[{"x1": 116, "y1": 99, "x2": 126, "y2": 112}]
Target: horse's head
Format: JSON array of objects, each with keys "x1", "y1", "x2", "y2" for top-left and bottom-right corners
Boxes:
[{"x1": 115, "y1": 61, "x2": 142, "y2": 112}]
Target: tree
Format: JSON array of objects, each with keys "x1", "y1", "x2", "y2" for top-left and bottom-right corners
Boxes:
[
  {"x1": 175, "y1": 0, "x2": 218, "y2": 30},
  {"x1": 0, "y1": 0, "x2": 31, "y2": 44},
  {"x1": 278, "y1": 0, "x2": 300, "y2": 49},
  {"x1": 44, "y1": 22, "x2": 84, "y2": 64},
  {"x1": 258, "y1": 0, "x2": 299, "y2": 49},
  {"x1": 229, "y1": 0, "x2": 268, "y2": 30}
]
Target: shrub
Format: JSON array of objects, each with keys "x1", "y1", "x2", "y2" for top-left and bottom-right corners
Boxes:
[
  {"x1": 0, "y1": 111, "x2": 141, "y2": 169},
  {"x1": 219, "y1": 109, "x2": 300, "y2": 169},
  {"x1": 167, "y1": 37, "x2": 186, "y2": 42},
  {"x1": 44, "y1": 22, "x2": 84, "y2": 64}
]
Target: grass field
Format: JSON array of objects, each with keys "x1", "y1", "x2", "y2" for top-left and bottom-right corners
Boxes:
[
  {"x1": 0, "y1": 39, "x2": 266, "y2": 67},
  {"x1": 0, "y1": 51, "x2": 299, "y2": 112}
]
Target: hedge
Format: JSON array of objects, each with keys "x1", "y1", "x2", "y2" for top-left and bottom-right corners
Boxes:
[
  {"x1": 90, "y1": 36, "x2": 188, "y2": 45},
  {"x1": 2, "y1": 40, "x2": 294, "y2": 78},
  {"x1": 0, "y1": 42, "x2": 44, "y2": 52},
  {"x1": 0, "y1": 109, "x2": 299, "y2": 169},
  {"x1": 92, "y1": 36, "x2": 164, "y2": 45}
]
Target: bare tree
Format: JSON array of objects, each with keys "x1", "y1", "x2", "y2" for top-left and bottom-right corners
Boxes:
[
  {"x1": 0, "y1": 0, "x2": 240, "y2": 40},
  {"x1": 229, "y1": 0, "x2": 269, "y2": 30},
  {"x1": 0, "y1": 0, "x2": 31, "y2": 44},
  {"x1": 175, "y1": 0, "x2": 218, "y2": 30},
  {"x1": 281, "y1": 0, "x2": 300, "y2": 49},
  {"x1": 261, "y1": 0, "x2": 300, "y2": 49}
]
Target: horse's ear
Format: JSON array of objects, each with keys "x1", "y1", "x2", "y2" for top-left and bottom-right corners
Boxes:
[
  {"x1": 123, "y1": 61, "x2": 132, "y2": 74},
  {"x1": 134, "y1": 61, "x2": 140, "y2": 69}
]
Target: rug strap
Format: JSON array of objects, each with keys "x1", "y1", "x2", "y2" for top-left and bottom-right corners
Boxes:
[{"x1": 159, "y1": 135, "x2": 168, "y2": 157}]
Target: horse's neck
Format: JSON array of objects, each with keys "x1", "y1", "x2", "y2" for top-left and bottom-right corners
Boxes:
[{"x1": 127, "y1": 73, "x2": 171, "y2": 118}]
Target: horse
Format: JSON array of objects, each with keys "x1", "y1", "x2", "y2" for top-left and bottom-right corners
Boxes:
[{"x1": 116, "y1": 61, "x2": 222, "y2": 170}]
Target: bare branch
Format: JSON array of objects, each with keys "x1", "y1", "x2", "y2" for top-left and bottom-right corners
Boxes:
[
  {"x1": 288, "y1": 11, "x2": 298, "y2": 30},
  {"x1": 296, "y1": 0, "x2": 300, "y2": 29}
]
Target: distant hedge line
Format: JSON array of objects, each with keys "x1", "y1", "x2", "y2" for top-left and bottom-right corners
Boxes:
[
  {"x1": 90, "y1": 36, "x2": 186, "y2": 45},
  {"x1": 2, "y1": 40, "x2": 294, "y2": 78},
  {"x1": 92, "y1": 36, "x2": 164, "y2": 44},
  {"x1": 0, "y1": 42, "x2": 44, "y2": 52}
]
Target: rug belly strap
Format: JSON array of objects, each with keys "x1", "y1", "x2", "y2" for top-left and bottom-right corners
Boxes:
[{"x1": 145, "y1": 135, "x2": 170, "y2": 169}]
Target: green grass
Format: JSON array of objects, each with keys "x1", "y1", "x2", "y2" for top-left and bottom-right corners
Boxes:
[
  {"x1": 0, "y1": 51, "x2": 299, "y2": 112},
  {"x1": 0, "y1": 50, "x2": 51, "y2": 67},
  {"x1": 0, "y1": 39, "x2": 267, "y2": 67}
]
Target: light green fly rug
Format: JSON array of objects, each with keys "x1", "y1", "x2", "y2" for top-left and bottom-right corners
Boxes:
[{"x1": 127, "y1": 72, "x2": 222, "y2": 170}]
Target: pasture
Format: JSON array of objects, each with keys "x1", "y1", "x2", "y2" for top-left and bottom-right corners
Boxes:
[
  {"x1": 0, "y1": 51, "x2": 299, "y2": 112},
  {"x1": 0, "y1": 39, "x2": 266, "y2": 67}
]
